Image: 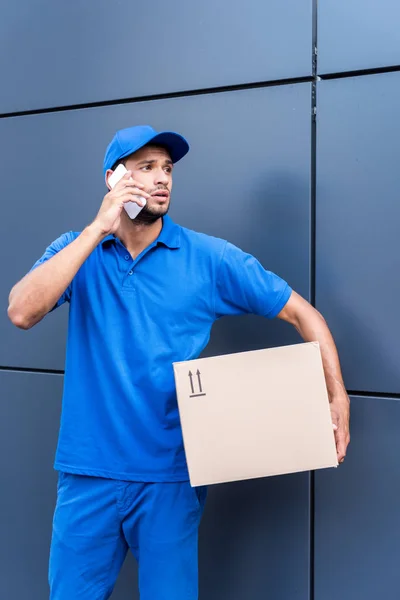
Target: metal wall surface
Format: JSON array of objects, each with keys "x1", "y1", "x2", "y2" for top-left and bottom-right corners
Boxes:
[
  {"x1": 0, "y1": 0, "x2": 312, "y2": 114},
  {"x1": 318, "y1": 0, "x2": 400, "y2": 74},
  {"x1": 199, "y1": 474, "x2": 310, "y2": 600},
  {"x1": 0, "y1": 83, "x2": 311, "y2": 371},
  {"x1": 0, "y1": 371, "x2": 62, "y2": 599},
  {"x1": 315, "y1": 73, "x2": 400, "y2": 394},
  {"x1": 314, "y1": 396, "x2": 400, "y2": 600}
]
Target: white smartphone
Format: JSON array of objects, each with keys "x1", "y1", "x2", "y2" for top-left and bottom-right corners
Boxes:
[{"x1": 108, "y1": 163, "x2": 147, "y2": 220}]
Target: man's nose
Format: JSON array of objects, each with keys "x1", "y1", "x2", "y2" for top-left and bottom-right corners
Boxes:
[{"x1": 154, "y1": 168, "x2": 169, "y2": 186}]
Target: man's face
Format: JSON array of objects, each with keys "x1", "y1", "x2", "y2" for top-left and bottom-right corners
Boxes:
[{"x1": 123, "y1": 145, "x2": 173, "y2": 222}]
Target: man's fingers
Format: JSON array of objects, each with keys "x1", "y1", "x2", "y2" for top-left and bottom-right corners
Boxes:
[
  {"x1": 124, "y1": 179, "x2": 145, "y2": 190},
  {"x1": 335, "y1": 427, "x2": 350, "y2": 463},
  {"x1": 116, "y1": 184, "x2": 149, "y2": 197},
  {"x1": 116, "y1": 188, "x2": 150, "y2": 200},
  {"x1": 113, "y1": 172, "x2": 145, "y2": 191},
  {"x1": 329, "y1": 399, "x2": 350, "y2": 465},
  {"x1": 128, "y1": 188, "x2": 150, "y2": 199},
  {"x1": 337, "y1": 445, "x2": 346, "y2": 462}
]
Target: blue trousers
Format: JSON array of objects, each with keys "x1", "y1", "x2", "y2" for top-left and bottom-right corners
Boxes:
[{"x1": 49, "y1": 473, "x2": 207, "y2": 599}]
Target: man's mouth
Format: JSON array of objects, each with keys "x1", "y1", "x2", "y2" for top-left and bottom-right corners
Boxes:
[{"x1": 151, "y1": 190, "x2": 169, "y2": 198}]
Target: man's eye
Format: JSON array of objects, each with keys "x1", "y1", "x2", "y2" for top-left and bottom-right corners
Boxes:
[
  {"x1": 165, "y1": 167, "x2": 172, "y2": 173},
  {"x1": 142, "y1": 165, "x2": 151, "y2": 171}
]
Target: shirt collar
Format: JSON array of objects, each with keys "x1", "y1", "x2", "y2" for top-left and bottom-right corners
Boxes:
[
  {"x1": 101, "y1": 234, "x2": 115, "y2": 245},
  {"x1": 156, "y1": 215, "x2": 181, "y2": 249},
  {"x1": 101, "y1": 215, "x2": 181, "y2": 249}
]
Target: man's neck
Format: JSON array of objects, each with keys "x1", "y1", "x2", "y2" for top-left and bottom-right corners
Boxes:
[{"x1": 116, "y1": 214, "x2": 163, "y2": 259}]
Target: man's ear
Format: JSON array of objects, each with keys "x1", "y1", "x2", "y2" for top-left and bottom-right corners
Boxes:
[{"x1": 105, "y1": 169, "x2": 114, "y2": 191}]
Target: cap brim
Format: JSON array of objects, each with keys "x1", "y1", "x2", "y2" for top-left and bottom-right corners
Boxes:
[{"x1": 147, "y1": 131, "x2": 189, "y2": 163}]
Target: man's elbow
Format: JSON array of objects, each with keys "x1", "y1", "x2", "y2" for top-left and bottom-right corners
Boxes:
[
  {"x1": 7, "y1": 302, "x2": 35, "y2": 330},
  {"x1": 313, "y1": 306, "x2": 327, "y2": 325},
  {"x1": 298, "y1": 305, "x2": 328, "y2": 331}
]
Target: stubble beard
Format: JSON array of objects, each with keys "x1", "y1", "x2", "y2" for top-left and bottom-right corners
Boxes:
[{"x1": 133, "y1": 187, "x2": 171, "y2": 225}]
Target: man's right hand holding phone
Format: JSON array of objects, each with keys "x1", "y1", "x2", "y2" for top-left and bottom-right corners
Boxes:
[{"x1": 94, "y1": 171, "x2": 150, "y2": 237}]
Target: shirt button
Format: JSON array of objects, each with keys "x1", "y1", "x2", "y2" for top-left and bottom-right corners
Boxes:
[
  {"x1": 124, "y1": 255, "x2": 130, "y2": 261},
  {"x1": 128, "y1": 270, "x2": 133, "y2": 276}
]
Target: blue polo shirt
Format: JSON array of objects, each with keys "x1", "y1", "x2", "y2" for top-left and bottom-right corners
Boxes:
[{"x1": 31, "y1": 216, "x2": 292, "y2": 481}]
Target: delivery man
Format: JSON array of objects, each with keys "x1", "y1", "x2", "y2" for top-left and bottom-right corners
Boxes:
[{"x1": 8, "y1": 125, "x2": 350, "y2": 600}]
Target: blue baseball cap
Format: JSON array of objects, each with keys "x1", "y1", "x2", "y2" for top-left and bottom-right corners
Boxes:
[{"x1": 103, "y1": 125, "x2": 189, "y2": 175}]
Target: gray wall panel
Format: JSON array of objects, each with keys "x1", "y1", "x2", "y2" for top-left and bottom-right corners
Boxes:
[
  {"x1": 318, "y1": 0, "x2": 400, "y2": 74},
  {"x1": 0, "y1": 371, "x2": 62, "y2": 599},
  {"x1": 0, "y1": 0, "x2": 312, "y2": 114},
  {"x1": 316, "y1": 74, "x2": 400, "y2": 393},
  {"x1": 315, "y1": 396, "x2": 400, "y2": 600},
  {"x1": 2, "y1": 83, "x2": 311, "y2": 370}
]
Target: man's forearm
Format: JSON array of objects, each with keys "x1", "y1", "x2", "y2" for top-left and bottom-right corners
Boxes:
[
  {"x1": 294, "y1": 308, "x2": 346, "y2": 403},
  {"x1": 278, "y1": 291, "x2": 350, "y2": 461},
  {"x1": 8, "y1": 223, "x2": 105, "y2": 329},
  {"x1": 278, "y1": 291, "x2": 347, "y2": 402}
]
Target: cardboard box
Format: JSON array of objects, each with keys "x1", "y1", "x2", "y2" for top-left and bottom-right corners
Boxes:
[{"x1": 173, "y1": 342, "x2": 338, "y2": 487}]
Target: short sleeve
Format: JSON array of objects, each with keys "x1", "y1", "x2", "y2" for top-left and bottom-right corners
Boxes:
[
  {"x1": 30, "y1": 232, "x2": 77, "y2": 310},
  {"x1": 215, "y1": 242, "x2": 292, "y2": 319}
]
